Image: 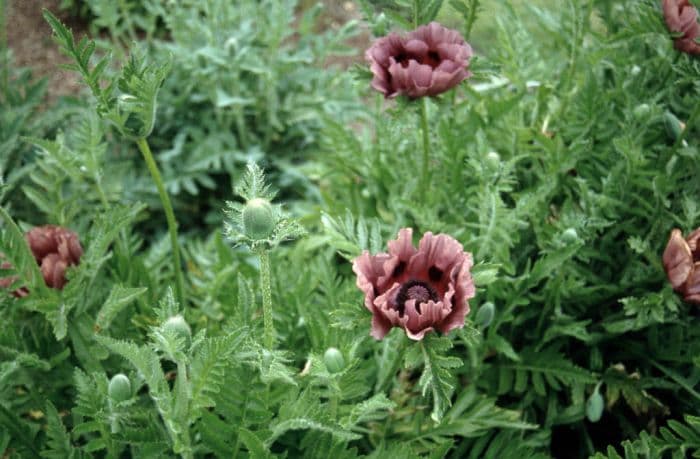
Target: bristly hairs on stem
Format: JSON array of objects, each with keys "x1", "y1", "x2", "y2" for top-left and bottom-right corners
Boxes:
[{"x1": 223, "y1": 163, "x2": 305, "y2": 349}]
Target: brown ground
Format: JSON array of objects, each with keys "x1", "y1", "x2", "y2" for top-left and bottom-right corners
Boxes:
[{"x1": 6, "y1": 0, "x2": 86, "y2": 99}]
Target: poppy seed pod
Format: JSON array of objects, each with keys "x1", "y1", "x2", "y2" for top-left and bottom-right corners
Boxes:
[
  {"x1": 108, "y1": 373, "x2": 132, "y2": 402},
  {"x1": 353, "y1": 228, "x2": 475, "y2": 340},
  {"x1": 25, "y1": 225, "x2": 83, "y2": 290},
  {"x1": 242, "y1": 198, "x2": 275, "y2": 240},
  {"x1": 365, "y1": 22, "x2": 473, "y2": 99},
  {"x1": 662, "y1": 228, "x2": 700, "y2": 304},
  {"x1": 662, "y1": 0, "x2": 700, "y2": 55}
]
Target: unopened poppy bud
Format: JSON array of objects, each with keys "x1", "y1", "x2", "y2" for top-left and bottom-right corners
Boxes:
[
  {"x1": 485, "y1": 152, "x2": 501, "y2": 171},
  {"x1": 163, "y1": 315, "x2": 191, "y2": 348},
  {"x1": 586, "y1": 387, "x2": 604, "y2": 423},
  {"x1": 474, "y1": 302, "x2": 495, "y2": 328},
  {"x1": 242, "y1": 198, "x2": 275, "y2": 240},
  {"x1": 632, "y1": 104, "x2": 651, "y2": 121},
  {"x1": 323, "y1": 347, "x2": 345, "y2": 374},
  {"x1": 561, "y1": 228, "x2": 579, "y2": 244},
  {"x1": 664, "y1": 111, "x2": 685, "y2": 142},
  {"x1": 108, "y1": 373, "x2": 132, "y2": 402}
]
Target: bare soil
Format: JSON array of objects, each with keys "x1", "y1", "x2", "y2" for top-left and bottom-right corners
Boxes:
[{"x1": 7, "y1": 0, "x2": 87, "y2": 99}]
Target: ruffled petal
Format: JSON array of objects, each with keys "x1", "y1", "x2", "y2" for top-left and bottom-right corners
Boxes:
[{"x1": 663, "y1": 229, "x2": 694, "y2": 290}]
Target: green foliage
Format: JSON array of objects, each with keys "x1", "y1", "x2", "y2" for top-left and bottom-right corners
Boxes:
[{"x1": 2, "y1": 0, "x2": 700, "y2": 457}]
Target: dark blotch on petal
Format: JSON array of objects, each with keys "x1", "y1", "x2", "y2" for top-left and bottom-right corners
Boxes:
[
  {"x1": 393, "y1": 261, "x2": 407, "y2": 278},
  {"x1": 428, "y1": 266, "x2": 443, "y2": 281}
]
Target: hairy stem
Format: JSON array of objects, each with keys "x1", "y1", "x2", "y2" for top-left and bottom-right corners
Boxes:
[
  {"x1": 257, "y1": 248, "x2": 275, "y2": 348},
  {"x1": 135, "y1": 138, "x2": 186, "y2": 308},
  {"x1": 419, "y1": 97, "x2": 431, "y2": 195}
]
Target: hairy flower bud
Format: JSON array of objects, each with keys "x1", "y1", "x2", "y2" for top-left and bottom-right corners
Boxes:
[
  {"x1": 108, "y1": 373, "x2": 132, "y2": 402},
  {"x1": 323, "y1": 347, "x2": 345, "y2": 374},
  {"x1": 242, "y1": 198, "x2": 275, "y2": 240},
  {"x1": 664, "y1": 111, "x2": 685, "y2": 142},
  {"x1": 632, "y1": 103, "x2": 651, "y2": 121},
  {"x1": 163, "y1": 315, "x2": 192, "y2": 348},
  {"x1": 474, "y1": 302, "x2": 495, "y2": 328},
  {"x1": 586, "y1": 387, "x2": 604, "y2": 423}
]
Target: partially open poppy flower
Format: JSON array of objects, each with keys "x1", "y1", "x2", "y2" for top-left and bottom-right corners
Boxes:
[
  {"x1": 662, "y1": 0, "x2": 700, "y2": 55},
  {"x1": 365, "y1": 22, "x2": 473, "y2": 99},
  {"x1": 25, "y1": 225, "x2": 83, "y2": 290},
  {"x1": 663, "y1": 228, "x2": 700, "y2": 303},
  {"x1": 352, "y1": 228, "x2": 475, "y2": 340}
]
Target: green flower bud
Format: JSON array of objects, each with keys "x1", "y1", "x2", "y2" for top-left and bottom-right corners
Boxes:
[
  {"x1": 242, "y1": 198, "x2": 275, "y2": 240},
  {"x1": 586, "y1": 388, "x2": 604, "y2": 423},
  {"x1": 664, "y1": 111, "x2": 685, "y2": 142},
  {"x1": 632, "y1": 103, "x2": 650, "y2": 121},
  {"x1": 485, "y1": 151, "x2": 501, "y2": 171},
  {"x1": 323, "y1": 347, "x2": 345, "y2": 374},
  {"x1": 561, "y1": 228, "x2": 579, "y2": 244},
  {"x1": 475, "y1": 302, "x2": 495, "y2": 328},
  {"x1": 163, "y1": 315, "x2": 192, "y2": 348},
  {"x1": 108, "y1": 373, "x2": 132, "y2": 402}
]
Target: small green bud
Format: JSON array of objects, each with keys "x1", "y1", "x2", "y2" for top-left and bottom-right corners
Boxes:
[
  {"x1": 108, "y1": 373, "x2": 132, "y2": 402},
  {"x1": 561, "y1": 228, "x2": 579, "y2": 244},
  {"x1": 586, "y1": 387, "x2": 604, "y2": 423},
  {"x1": 474, "y1": 302, "x2": 495, "y2": 328},
  {"x1": 485, "y1": 151, "x2": 501, "y2": 171},
  {"x1": 371, "y1": 13, "x2": 390, "y2": 37},
  {"x1": 163, "y1": 315, "x2": 192, "y2": 348},
  {"x1": 664, "y1": 111, "x2": 685, "y2": 142},
  {"x1": 242, "y1": 198, "x2": 275, "y2": 240},
  {"x1": 632, "y1": 103, "x2": 650, "y2": 120},
  {"x1": 323, "y1": 347, "x2": 345, "y2": 374}
]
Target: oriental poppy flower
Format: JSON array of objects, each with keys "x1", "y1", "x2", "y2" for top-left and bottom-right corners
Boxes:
[
  {"x1": 365, "y1": 22, "x2": 473, "y2": 99},
  {"x1": 352, "y1": 228, "x2": 475, "y2": 340},
  {"x1": 662, "y1": 0, "x2": 700, "y2": 55},
  {"x1": 663, "y1": 228, "x2": 700, "y2": 303},
  {"x1": 25, "y1": 225, "x2": 83, "y2": 290}
]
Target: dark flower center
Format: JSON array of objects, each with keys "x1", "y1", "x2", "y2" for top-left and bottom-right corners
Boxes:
[
  {"x1": 395, "y1": 49, "x2": 442, "y2": 69},
  {"x1": 395, "y1": 280, "x2": 438, "y2": 316}
]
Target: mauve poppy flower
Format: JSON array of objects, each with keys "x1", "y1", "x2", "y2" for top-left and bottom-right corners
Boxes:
[
  {"x1": 25, "y1": 225, "x2": 83, "y2": 290},
  {"x1": 663, "y1": 228, "x2": 700, "y2": 303},
  {"x1": 662, "y1": 0, "x2": 700, "y2": 55},
  {"x1": 365, "y1": 22, "x2": 473, "y2": 99},
  {"x1": 352, "y1": 228, "x2": 475, "y2": 340}
]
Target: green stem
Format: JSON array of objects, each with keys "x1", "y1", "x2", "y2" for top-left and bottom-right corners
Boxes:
[
  {"x1": 135, "y1": 138, "x2": 186, "y2": 308},
  {"x1": 257, "y1": 249, "x2": 275, "y2": 349},
  {"x1": 419, "y1": 97, "x2": 431, "y2": 195}
]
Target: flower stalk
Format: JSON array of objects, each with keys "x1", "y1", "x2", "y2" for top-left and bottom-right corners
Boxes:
[
  {"x1": 256, "y1": 248, "x2": 275, "y2": 349},
  {"x1": 135, "y1": 137, "x2": 186, "y2": 308},
  {"x1": 420, "y1": 97, "x2": 431, "y2": 195}
]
